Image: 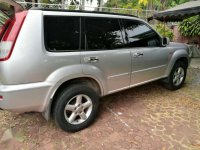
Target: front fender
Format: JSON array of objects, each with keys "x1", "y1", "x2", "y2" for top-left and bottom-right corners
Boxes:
[{"x1": 165, "y1": 49, "x2": 189, "y2": 77}]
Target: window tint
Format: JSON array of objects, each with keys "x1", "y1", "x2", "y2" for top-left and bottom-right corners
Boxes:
[
  {"x1": 44, "y1": 16, "x2": 80, "y2": 51},
  {"x1": 122, "y1": 20, "x2": 161, "y2": 47},
  {"x1": 85, "y1": 17, "x2": 124, "y2": 50}
]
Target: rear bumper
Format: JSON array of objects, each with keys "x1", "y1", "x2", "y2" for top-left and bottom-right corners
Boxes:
[{"x1": 0, "y1": 82, "x2": 53, "y2": 113}]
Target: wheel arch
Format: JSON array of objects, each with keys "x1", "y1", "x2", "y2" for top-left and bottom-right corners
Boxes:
[
  {"x1": 168, "y1": 56, "x2": 189, "y2": 76},
  {"x1": 163, "y1": 55, "x2": 189, "y2": 84},
  {"x1": 176, "y1": 57, "x2": 188, "y2": 68},
  {"x1": 165, "y1": 49, "x2": 189, "y2": 77},
  {"x1": 42, "y1": 77, "x2": 103, "y2": 120}
]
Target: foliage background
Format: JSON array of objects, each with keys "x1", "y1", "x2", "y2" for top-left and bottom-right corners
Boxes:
[
  {"x1": 179, "y1": 15, "x2": 200, "y2": 37},
  {"x1": 155, "y1": 23, "x2": 173, "y2": 40}
]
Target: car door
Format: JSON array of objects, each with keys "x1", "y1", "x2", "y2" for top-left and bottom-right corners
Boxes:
[
  {"x1": 121, "y1": 19, "x2": 169, "y2": 85},
  {"x1": 81, "y1": 17, "x2": 131, "y2": 94}
]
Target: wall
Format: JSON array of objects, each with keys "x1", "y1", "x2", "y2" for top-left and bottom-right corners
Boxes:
[{"x1": 172, "y1": 25, "x2": 200, "y2": 57}]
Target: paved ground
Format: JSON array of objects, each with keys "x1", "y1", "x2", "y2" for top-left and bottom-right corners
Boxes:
[
  {"x1": 0, "y1": 59, "x2": 200, "y2": 150},
  {"x1": 190, "y1": 58, "x2": 200, "y2": 69}
]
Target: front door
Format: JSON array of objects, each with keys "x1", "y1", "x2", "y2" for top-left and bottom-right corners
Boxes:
[
  {"x1": 131, "y1": 47, "x2": 168, "y2": 85},
  {"x1": 121, "y1": 19, "x2": 169, "y2": 86}
]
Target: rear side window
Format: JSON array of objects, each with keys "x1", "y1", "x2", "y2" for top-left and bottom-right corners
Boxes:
[
  {"x1": 85, "y1": 17, "x2": 124, "y2": 50},
  {"x1": 122, "y1": 19, "x2": 161, "y2": 47},
  {"x1": 44, "y1": 16, "x2": 80, "y2": 52}
]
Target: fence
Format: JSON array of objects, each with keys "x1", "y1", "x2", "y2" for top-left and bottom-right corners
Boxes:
[{"x1": 17, "y1": 2, "x2": 157, "y2": 21}]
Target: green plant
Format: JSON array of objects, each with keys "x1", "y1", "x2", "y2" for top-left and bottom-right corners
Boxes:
[
  {"x1": 68, "y1": 5, "x2": 76, "y2": 10},
  {"x1": 0, "y1": 13, "x2": 8, "y2": 26},
  {"x1": 155, "y1": 23, "x2": 174, "y2": 40},
  {"x1": 179, "y1": 15, "x2": 200, "y2": 37}
]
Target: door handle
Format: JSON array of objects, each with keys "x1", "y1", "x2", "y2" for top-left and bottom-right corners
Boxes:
[
  {"x1": 133, "y1": 52, "x2": 143, "y2": 57},
  {"x1": 84, "y1": 57, "x2": 99, "y2": 63}
]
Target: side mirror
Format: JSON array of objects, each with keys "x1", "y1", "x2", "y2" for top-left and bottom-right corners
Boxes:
[{"x1": 162, "y1": 37, "x2": 170, "y2": 46}]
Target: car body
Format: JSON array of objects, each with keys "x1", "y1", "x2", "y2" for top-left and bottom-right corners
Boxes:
[{"x1": 0, "y1": 0, "x2": 192, "y2": 132}]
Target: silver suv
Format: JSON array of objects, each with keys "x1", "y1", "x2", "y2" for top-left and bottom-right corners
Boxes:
[{"x1": 0, "y1": 0, "x2": 191, "y2": 132}]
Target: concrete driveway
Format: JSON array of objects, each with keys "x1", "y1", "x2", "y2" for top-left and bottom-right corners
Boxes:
[{"x1": 0, "y1": 59, "x2": 200, "y2": 150}]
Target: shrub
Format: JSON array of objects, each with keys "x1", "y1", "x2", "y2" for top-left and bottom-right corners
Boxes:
[{"x1": 179, "y1": 15, "x2": 200, "y2": 37}]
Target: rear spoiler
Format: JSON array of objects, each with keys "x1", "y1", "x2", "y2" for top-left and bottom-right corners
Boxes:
[{"x1": 0, "y1": 0, "x2": 24, "y2": 17}]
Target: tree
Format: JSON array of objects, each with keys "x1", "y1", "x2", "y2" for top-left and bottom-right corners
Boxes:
[
  {"x1": 0, "y1": 13, "x2": 8, "y2": 26},
  {"x1": 138, "y1": 0, "x2": 148, "y2": 6},
  {"x1": 165, "y1": 0, "x2": 189, "y2": 8},
  {"x1": 105, "y1": 0, "x2": 190, "y2": 11},
  {"x1": 179, "y1": 15, "x2": 200, "y2": 37}
]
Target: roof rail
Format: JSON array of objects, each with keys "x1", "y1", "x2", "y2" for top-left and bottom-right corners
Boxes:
[{"x1": 30, "y1": 8, "x2": 138, "y2": 18}]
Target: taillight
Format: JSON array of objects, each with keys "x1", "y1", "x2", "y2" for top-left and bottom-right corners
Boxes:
[{"x1": 0, "y1": 11, "x2": 27, "y2": 61}]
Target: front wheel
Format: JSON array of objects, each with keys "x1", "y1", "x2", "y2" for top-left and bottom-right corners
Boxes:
[
  {"x1": 53, "y1": 84, "x2": 99, "y2": 132},
  {"x1": 164, "y1": 61, "x2": 187, "y2": 90}
]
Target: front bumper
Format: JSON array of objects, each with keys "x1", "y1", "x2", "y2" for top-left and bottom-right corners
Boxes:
[{"x1": 0, "y1": 82, "x2": 53, "y2": 113}]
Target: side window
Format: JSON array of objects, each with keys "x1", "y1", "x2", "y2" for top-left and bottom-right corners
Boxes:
[
  {"x1": 122, "y1": 19, "x2": 161, "y2": 48},
  {"x1": 44, "y1": 16, "x2": 80, "y2": 52},
  {"x1": 85, "y1": 17, "x2": 124, "y2": 50}
]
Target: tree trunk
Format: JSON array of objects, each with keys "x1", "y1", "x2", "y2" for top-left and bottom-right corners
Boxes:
[
  {"x1": 80, "y1": 0, "x2": 85, "y2": 10},
  {"x1": 99, "y1": 0, "x2": 103, "y2": 11},
  {"x1": 61, "y1": 0, "x2": 65, "y2": 9}
]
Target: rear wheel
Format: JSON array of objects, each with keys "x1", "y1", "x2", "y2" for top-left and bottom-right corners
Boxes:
[
  {"x1": 164, "y1": 61, "x2": 187, "y2": 90},
  {"x1": 53, "y1": 84, "x2": 99, "y2": 132}
]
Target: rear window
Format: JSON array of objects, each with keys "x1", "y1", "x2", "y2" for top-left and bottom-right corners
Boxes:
[{"x1": 44, "y1": 16, "x2": 80, "y2": 52}]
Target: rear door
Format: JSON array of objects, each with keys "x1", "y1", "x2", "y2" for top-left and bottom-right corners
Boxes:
[{"x1": 81, "y1": 17, "x2": 131, "y2": 94}]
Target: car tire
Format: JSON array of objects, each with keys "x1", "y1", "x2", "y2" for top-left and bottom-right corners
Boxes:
[
  {"x1": 164, "y1": 61, "x2": 187, "y2": 90},
  {"x1": 53, "y1": 84, "x2": 100, "y2": 132}
]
